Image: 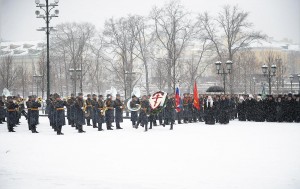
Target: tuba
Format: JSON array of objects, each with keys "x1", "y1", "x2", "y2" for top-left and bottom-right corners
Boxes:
[
  {"x1": 37, "y1": 97, "x2": 43, "y2": 104},
  {"x1": 127, "y1": 87, "x2": 141, "y2": 112}
]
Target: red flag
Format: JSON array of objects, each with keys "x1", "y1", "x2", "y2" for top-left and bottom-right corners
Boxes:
[{"x1": 193, "y1": 82, "x2": 200, "y2": 110}]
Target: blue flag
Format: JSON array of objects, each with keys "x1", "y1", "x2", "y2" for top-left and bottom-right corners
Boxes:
[{"x1": 262, "y1": 85, "x2": 266, "y2": 100}]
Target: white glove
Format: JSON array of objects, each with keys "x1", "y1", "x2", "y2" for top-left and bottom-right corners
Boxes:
[
  {"x1": 120, "y1": 106, "x2": 123, "y2": 108},
  {"x1": 101, "y1": 110, "x2": 103, "y2": 112},
  {"x1": 81, "y1": 107, "x2": 84, "y2": 110},
  {"x1": 147, "y1": 115, "x2": 150, "y2": 117}
]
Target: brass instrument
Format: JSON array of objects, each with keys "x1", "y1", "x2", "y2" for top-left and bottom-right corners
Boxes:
[
  {"x1": 63, "y1": 96, "x2": 71, "y2": 101},
  {"x1": 101, "y1": 100, "x2": 107, "y2": 116},
  {"x1": 83, "y1": 99, "x2": 87, "y2": 112},
  {"x1": 37, "y1": 97, "x2": 43, "y2": 104},
  {"x1": 122, "y1": 100, "x2": 125, "y2": 111}
]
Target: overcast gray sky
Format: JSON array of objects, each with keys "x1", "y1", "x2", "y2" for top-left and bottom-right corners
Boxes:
[{"x1": 1, "y1": 0, "x2": 299, "y2": 43}]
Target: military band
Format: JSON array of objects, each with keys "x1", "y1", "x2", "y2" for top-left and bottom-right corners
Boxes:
[{"x1": 0, "y1": 92, "x2": 299, "y2": 134}]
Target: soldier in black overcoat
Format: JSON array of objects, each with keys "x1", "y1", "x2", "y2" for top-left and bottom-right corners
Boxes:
[
  {"x1": 46, "y1": 94, "x2": 55, "y2": 128},
  {"x1": 66, "y1": 93, "x2": 76, "y2": 127},
  {"x1": 0, "y1": 96, "x2": 5, "y2": 124},
  {"x1": 75, "y1": 93, "x2": 86, "y2": 133},
  {"x1": 284, "y1": 94, "x2": 295, "y2": 122},
  {"x1": 26, "y1": 96, "x2": 32, "y2": 130},
  {"x1": 164, "y1": 94, "x2": 176, "y2": 130},
  {"x1": 294, "y1": 95, "x2": 300, "y2": 122},
  {"x1": 265, "y1": 95, "x2": 277, "y2": 122},
  {"x1": 219, "y1": 96, "x2": 230, "y2": 124},
  {"x1": 5, "y1": 97, "x2": 18, "y2": 132},
  {"x1": 105, "y1": 94, "x2": 114, "y2": 130},
  {"x1": 29, "y1": 95, "x2": 41, "y2": 133},
  {"x1": 54, "y1": 94, "x2": 66, "y2": 135},
  {"x1": 188, "y1": 93, "x2": 194, "y2": 123},
  {"x1": 138, "y1": 95, "x2": 150, "y2": 131},
  {"x1": 91, "y1": 94, "x2": 98, "y2": 128},
  {"x1": 255, "y1": 95, "x2": 265, "y2": 122},
  {"x1": 275, "y1": 95, "x2": 284, "y2": 122},
  {"x1": 85, "y1": 94, "x2": 93, "y2": 126},
  {"x1": 130, "y1": 95, "x2": 139, "y2": 127},
  {"x1": 114, "y1": 94, "x2": 124, "y2": 129},
  {"x1": 182, "y1": 93, "x2": 190, "y2": 123},
  {"x1": 95, "y1": 95, "x2": 105, "y2": 131}
]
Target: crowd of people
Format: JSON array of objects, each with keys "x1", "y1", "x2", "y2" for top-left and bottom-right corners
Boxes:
[{"x1": 0, "y1": 92, "x2": 299, "y2": 135}]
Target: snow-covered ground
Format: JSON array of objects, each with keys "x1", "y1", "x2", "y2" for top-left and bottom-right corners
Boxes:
[{"x1": 0, "y1": 117, "x2": 299, "y2": 189}]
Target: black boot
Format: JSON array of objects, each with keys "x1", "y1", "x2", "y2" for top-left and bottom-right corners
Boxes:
[
  {"x1": 3, "y1": 118, "x2": 6, "y2": 122},
  {"x1": 178, "y1": 119, "x2": 182, "y2": 124},
  {"x1": 149, "y1": 122, "x2": 152, "y2": 129},
  {"x1": 153, "y1": 121, "x2": 157, "y2": 126},
  {"x1": 144, "y1": 123, "x2": 148, "y2": 132},
  {"x1": 93, "y1": 121, "x2": 97, "y2": 128},
  {"x1": 34, "y1": 126, "x2": 39, "y2": 133},
  {"x1": 159, "y1": 119, "x2": 162, "y2": 125},
  {"x1": 87, "y1": 119, "x2": 92, "y2": 126},
  {"x1": 132, "y1": 121, "x2": 136, "y2": 128},
  {"x1": 0, "y1": 121, "x2": 2, "y2": 124},
  {"x1": 116, "y1": 122, "x2": 123, "y2": 129},
  {"x1": 28, "y1": 124, "x2": 31, "y2": 130},
  {"x1": 170, "y1": 123, "x2": 173, "y2": 130},
  {"x1": 98, "y1": 123, "x2": 104, "y2": 131}
]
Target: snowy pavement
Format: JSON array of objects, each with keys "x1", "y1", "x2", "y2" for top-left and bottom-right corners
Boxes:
[{"x1": 0, "y1": 117, "x2": 299, "y2": 189}]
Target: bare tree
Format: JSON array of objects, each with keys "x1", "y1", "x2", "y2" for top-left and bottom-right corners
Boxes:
[
  {"x1": 0, "y1": 55, "x2": 18, "y2": 91},
  {"x1": 150, "y1": 0, "x2": 194, "y2": 92},
  {"x1": 199, "y1": 5, "x2": 266, "y2": 93}
]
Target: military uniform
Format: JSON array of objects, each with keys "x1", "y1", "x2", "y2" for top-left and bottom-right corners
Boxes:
[
  {"x1": 105, "y1": 94, "x2": 114, "y2": 130},
  {"x1": 275, "y1": 96, "x2": 284, "y2": 122},
  {"x1": 114, "y1": 94, "x2": 124, "y2": 129},
  {"x1": 26, "y1": 97, "x2": 32, "y2": 130},
  {"x1": 188, "y1": 95, "x2": 194, "y2": 123},
  {"x1": 294, "y1": 95, "x2": 300, "y2": 123},
  {"x1": 164, "y1": 95, "x2": 176, "y2": 130},
  {"x1": 91, "y1": 94, "x2": 98, "y2": 128},
  {"x1": 75, "y1": 94, "x2": 86, "y2": 133},
  {"x1": 0, "y1": 97, "x2": 5, "y2": 124},
  {"x1": 66, "y1": 95, "x2": 76, "y2": 127},
  {"x1": 5, "y1": 97, "x2": 18, "y2": 132},
  {"x1": 182, "y1": 95, "x2": 190, "y2": 123},
  {"x1": 95, "y1": 95, "x2": 105, "y2": 131},
  {"x1": 54, "y1": 94, "x2": 66, "y2": 135},
  {"x1": 138, "y1": 96, "x2": 151, "y2": 131},
  {"x1": 29, "y1": 96, "x2": 41, "y2": 133},
  {"x1": 85, "y1": 95, "x2": 94, "y2": 126},
  {"x1": 130, "y1": 96, "x2": 139, "y2": 127}
]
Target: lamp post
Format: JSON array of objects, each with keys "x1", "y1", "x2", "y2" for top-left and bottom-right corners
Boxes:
[
  {"x1": 215, "y1": 60, "x2": 233, "y2": 94},
  {"x1": 33, "y1": 75, "x2": 43, "y2": 97},
  {"x1": 261, "y1": 64, "x2": 277, "y2": 94},
  {"x1": 35, "y1": 0, "x2": 59, "y2": 102},
  {"x1": 69, "y1": 68, "x2": 81, "y2": 95},
  {"x1": 289, "y1": 75, "x2": 294, "y2": 93},
  {"x1": 253, "y1": 77, "x2": 256, "y2": 94}
]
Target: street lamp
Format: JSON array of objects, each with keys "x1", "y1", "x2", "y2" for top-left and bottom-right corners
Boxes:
[
  {"x1": 215, "y1": 60, "x2": 233, "y2": 94},
  {"x1": 35, "y1": 0, "x2": 59, "y2": 102},
  {"x1": 253, "y1": 77, "x2": 256, "y2": 94},
  {"x1": 69, "y1": 68, "x2": 81, "y2": 94},
  {"x1": 289, "y1": 75, "x2": 294, "y2": 93},
  {"x1": 33, "y1": 75, "x2": 43, "y2": 97},
  {"x1": 261, "y1": 64, "x2": 277, "y2": 94}
]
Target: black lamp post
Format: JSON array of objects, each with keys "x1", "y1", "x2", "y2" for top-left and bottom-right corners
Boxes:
[
  {"x1": 33, "y1": 75, "x2": 43, "y2": 97},
  {"x1": 215, "y1": 60, "x2": 233, "y2": 94},
  {"x1": 261, "y1": 64, "x2": 277, "y2": 94},
  {"x1": 35, "y1": 0, "x2": 59, "y2": 102},
  {"x1": 289, "y1": 75, "x2": 294, "y2": 93},
  {"x1": 69, "y1": 68, "x2": 82, "y2": 95}
]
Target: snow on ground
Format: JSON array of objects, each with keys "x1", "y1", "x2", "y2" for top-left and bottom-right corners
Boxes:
[{"x1": 0, "y1": 117, "x2": 299, "y2": 189}]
